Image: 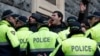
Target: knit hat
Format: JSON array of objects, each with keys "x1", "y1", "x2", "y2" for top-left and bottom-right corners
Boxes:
[
  {"x1": 18, "y1": 16, "x2": 28, "y2": 24},
  {"x1": 30, "y1": 13, "x2": 42, "y2": 22},
  {"x1": 2, "y1": 10, "x2": 19, "y2": 19}
]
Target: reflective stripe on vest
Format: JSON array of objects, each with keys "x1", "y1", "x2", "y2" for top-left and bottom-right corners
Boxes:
[
  {"x1": 66, "y1": 55, "x2": 93, "y2": 56},
  {"x1": 20, "y1": 48, "x2": 26, "y2": 51},
  {"x1": 30, "y1": 48, "x2": 54, "y2": 52},
  {"x1": 0, "y1": 42, "x2": 9, "y2": 45}
]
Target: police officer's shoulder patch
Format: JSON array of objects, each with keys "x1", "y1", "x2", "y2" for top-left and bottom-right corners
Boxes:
[{"x1": 11, "y1": 31, "x2": 15, "y2": 35}]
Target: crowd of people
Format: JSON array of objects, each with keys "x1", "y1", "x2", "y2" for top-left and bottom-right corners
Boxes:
[{"x1": 0, "y1": 1, "x2": 100, "y2": 56}]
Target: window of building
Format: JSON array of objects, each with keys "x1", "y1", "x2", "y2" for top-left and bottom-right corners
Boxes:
[
  {"x1": 46, "y1": 0, "x2": 56, "y2": 5},
  {"x1": 37, "y1": 12, "x2": 50, "y2": 20}
]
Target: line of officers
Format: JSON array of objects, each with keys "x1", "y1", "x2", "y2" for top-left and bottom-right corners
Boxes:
[{"x1": 0, "y1": 9, "x2": 100, "y2": 56}]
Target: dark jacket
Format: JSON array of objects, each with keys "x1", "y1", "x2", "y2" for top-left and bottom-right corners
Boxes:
[
  {"x1": 49, "y1": 22, "x2": 67, "y2": 33},
  {"x1": 28, "y1": 24, "x2": 38, "y2": 32}
]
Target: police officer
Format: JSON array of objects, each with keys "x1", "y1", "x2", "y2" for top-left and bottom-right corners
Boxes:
[
  {"x1": 16, "y1": 16, "x2": 33, "y2": 56},
  {"x1": 54, "y1": 22, "x2": 100, "y2": 56},
  {"x1": 28, "y1": 13, "x2": 41, "y2": 32},
  {"x1": 0, "y1": 10, "x2": 20, "y2": 56},
  {"x1": 58, "y1": 16, "x2": 77, "y2": 41},
  {"x1": 49, "y1": 17, "x2": 78, "y2": 56},
  {"x1": 27, "y1": 16, "x2": 60, "y2": 56},
  {"x1": 86, "y1": 12, "x2": 100, "y2": 47}
]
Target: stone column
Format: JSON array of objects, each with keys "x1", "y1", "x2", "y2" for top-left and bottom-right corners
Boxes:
[
  {"x1": 31, "y1": 0, "x2": 38, "y2": 13},
  {"x1": 56, "y1": 0, "x2": 65, "y2": 21}
]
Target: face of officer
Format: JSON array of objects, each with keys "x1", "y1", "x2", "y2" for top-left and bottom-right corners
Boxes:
[
  {"x1": 28, "y1": 17, "x2": 37, "y2": 24},
  {"x1": 16, "y1": 20, "x2": 25, "y2": 28},
  {"x1": 50, "y1": 13, "x2": 62, "y2": 25},
  {"x1": 6, "y1": 16, "x2": 18, "y2": 27},
  {"x1": 88, "y1": 17, "x2": 99, "y2": 27}
]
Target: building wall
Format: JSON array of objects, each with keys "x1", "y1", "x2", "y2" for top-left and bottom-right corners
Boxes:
[
  {"x1": 31, "y1": 0, "x2": 65, "y2": 18},
  {"x1": 0, "y1": 0, "x2": 65, "y2": 20},
  {"x1": 1, "y1": 0, "x2": 100, "y2": 21},
  {"x1": 0, "y1": 0, "x2": 31, "y2": 19},
  {"x1": 65, "y1": 0, "x2": 100, "y2": 19}
]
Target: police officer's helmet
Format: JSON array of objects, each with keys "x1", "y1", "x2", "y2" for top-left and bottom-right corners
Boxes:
[
  {"x1": 66, "y1": 16, "x2": 77, "y2": 25},
  {"x1": 37, "y1": 16, "x2": 48, "y2": 25},
  {"x1": 17, "y1": 16, "x2": 28, "y2": 24},
  {"x1": 87, "y1": 11, "x2": 100, "y2": 20},
  {"x1": 2, "y1": 10, "x2": 19, "y2": 19},
  {"x1": 70, "y1": 21, "x2": 81, "y2": 32},
  {"x1": 30, "y1": 13, "x2": 42, "y2": 22}
]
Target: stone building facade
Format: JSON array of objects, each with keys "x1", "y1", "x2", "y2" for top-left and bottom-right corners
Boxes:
[
  {"x1": 65, "y1": 0, "x2": 100, "y2": 19},
  {"x1": 0, "y1": 0, "x2": 31, "y2": 18},
  {"x1": 0, "y1": 0, "x2": 64, "y2": 20},
  {"x1": 0, "y1": 0, "x2": 100, "y2": 20}
]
